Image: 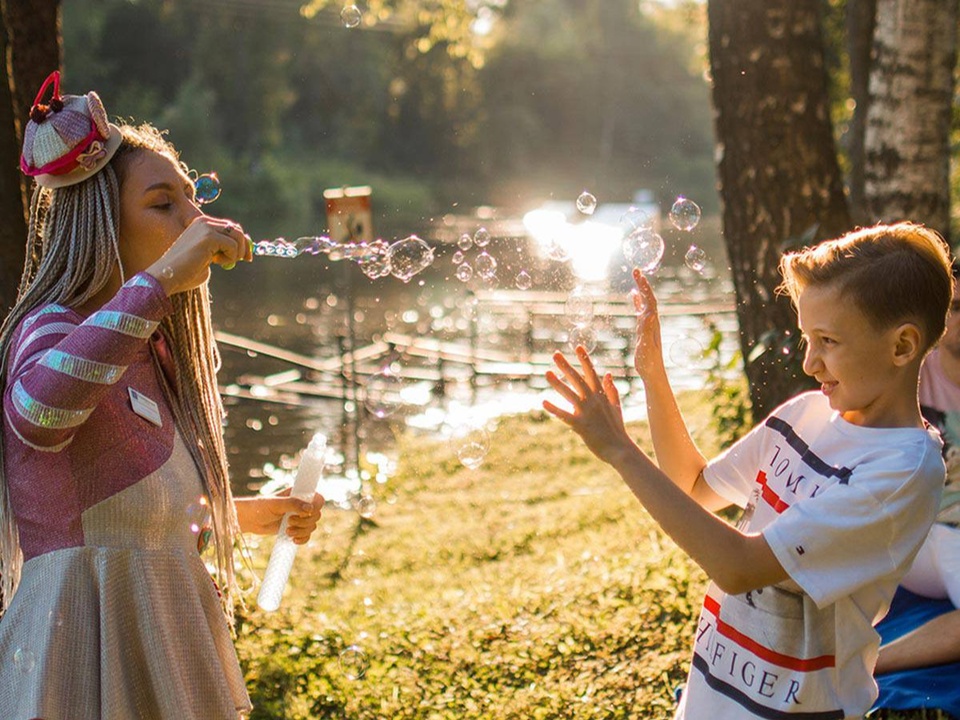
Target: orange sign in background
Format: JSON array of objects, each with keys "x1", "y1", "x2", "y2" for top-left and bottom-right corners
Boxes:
[{"x1": 323, "y1": 186, "x2": 373, "y2": 243}]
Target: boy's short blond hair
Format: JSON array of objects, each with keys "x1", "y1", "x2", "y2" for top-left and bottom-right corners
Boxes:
[{"x1": 778, "y1": 222, "x2": 953, "y2": 353}]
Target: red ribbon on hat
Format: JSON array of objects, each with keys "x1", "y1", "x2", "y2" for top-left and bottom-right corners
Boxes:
[{"x1": 20, "y1": 70, "x2": 109, "y2": 179}]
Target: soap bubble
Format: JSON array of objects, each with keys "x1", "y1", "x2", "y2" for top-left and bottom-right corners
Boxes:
[
  {"x1": 161, "y1": 266, "x2": 174, "y2": 279},
  {"x1": 186, "y1": 497, "x2": 211, "y2": 535},
  {"x1": 546, "y1": 239, "x2": 570, "y2": 262},
  {"x1": 622, "y1": 228, "x2": 664, "y2": 273},
  {"x1": 273, "y1": 239, "x2": 297, "y2": 258},
  {"x1": 388, "y1": 236, "x2": 434, "y2": 282},
  {"x1": 564, "y1": 287, "x2": 595, "y2": 325},
  {"x1": 684, "y1": 245, "x2": 707, "y2": 273},
  {"x1": 358, "y1": 242, "x2": 391, "y2": 279},
  {"x1": 457, "y1": 233, "x2": 473, "y2": 251},
  {"x1": 13, "y1": 648, "x2": 36, "y2": 675},
  {"x1": 619, "y1": 207, "x2": 653, "y2": 234},
  {"x1": 364, "y1": 369, "x2": 404, "y2": 419},
  {"x1": 340, "y1": 4, "x2": 362, "y2": 28},
  {"x1": 452, "y1": 250, "x2": 465, "y2": 265},
  {"x1": 356, "y1": 495, "x2": 377, "y2": 520},
  {"x1": 669, "y1": 336, "x2": 709, "y2": 369},
  {"x1": 631, "y1": 289, "x2": 648, "y2": 317},
  {"x1": 576, "y1": 191, "x2": 597, "y2": 215},
  {"x1": 515, "y1": 270, "x2": 532, "y2": 290},
  {"x1": 669, "y1": 197, "x2": 701, "y2": 232},
  {"x1": 454, "y1": 425, "x2": 491, "y2": 470},
  {"x1": 567, "y1": 324, "x2": 598, "y2": 353},
  {"x1": 294, "y1": 236, "x2": 324, "y2": 256},
  {"x1": 475, "y1": 252, "x2": 497, "y2": 281},
  {"x1": 456, "y1": 262, "x2": 474, "y2": 282},
  {"x1": 474, "y1": 227, "x2": 491, "y2": 247},
  {"x1": 339, "y1": 645, "x2": 369, "y2": 679},
  {"x1": 254, "y1": 240, "x2": 275, "y2": 256},
  {"x1": 194, "y1": 173, "x2": 221, "y2": 204}
]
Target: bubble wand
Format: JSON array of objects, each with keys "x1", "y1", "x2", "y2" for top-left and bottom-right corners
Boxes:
[
  {"x1": 257, "y1": 431, "x2": 328, "y2": 612},
  {"x1": 192, "y1": 172, "x2": 435, "y2": 282}
]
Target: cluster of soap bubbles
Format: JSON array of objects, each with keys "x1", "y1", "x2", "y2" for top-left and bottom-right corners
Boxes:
[
  {"x1": 613, "y1": 196, "x2": 707, "y2": 276},
  {"x1": 453, "y1": 227, "x2": 498, "y2": 285},
  {"x1": 564, "y1": 286, "x2": 599, "y2": 353},
  {"x1": 669, "y1": 196, "x2": 708, "y2": 275},
  {"x1": 253, "y1": 235, "x2": 435, "y2": 283}
]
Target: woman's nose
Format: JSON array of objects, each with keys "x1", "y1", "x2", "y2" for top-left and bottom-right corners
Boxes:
[{"x1": 183, "y1": 202, "x2": 203, "y2": 227}]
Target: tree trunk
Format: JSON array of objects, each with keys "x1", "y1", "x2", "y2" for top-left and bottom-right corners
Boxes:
[
  {"x1": 0, "y1": 18, "x2": 24, "y2": 314},
  {"x1": 0, "y1": 0, "x2": 61, "y2": 315},
  {"x1": 708, "y1": 0, "x2": 852, "y2": 420},
  {"x1": 863, "y1": 0, "x2": 958, "y2": 239},
  {"x1": 846, "y1": 0, "x2": 878, "y2": 225}
]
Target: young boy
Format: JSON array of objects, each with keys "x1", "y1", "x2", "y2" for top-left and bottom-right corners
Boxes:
[{"x1": 544, "y1": 223, "x2": 953, "y2": 718}]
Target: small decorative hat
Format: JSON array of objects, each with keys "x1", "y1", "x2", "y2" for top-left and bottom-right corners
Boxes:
[{"x1": 19, "y1": 70, "x2": 122, "y2": 189}]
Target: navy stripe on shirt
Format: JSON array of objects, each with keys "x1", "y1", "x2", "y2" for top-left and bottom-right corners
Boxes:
[
  {"x1": 691, "y1": 653, "x2": 846, "y2": 720},
  {"x1": 764, "y1": 416, "x2": 854, "y2": 484}
]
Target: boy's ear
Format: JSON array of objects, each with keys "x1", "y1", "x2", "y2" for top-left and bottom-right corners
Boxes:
[{"x1": 892, "y1": 322, "x2": 923, "y2": 367}]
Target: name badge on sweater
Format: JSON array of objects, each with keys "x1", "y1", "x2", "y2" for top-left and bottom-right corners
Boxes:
[{"x1": 128, "y1": 387, "x2": 163, "y2": 427}]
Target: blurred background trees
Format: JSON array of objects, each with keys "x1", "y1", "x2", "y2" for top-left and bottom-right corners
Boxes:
[{"x1": 1, "y1": 0, "x2": 958, "y2": 416}]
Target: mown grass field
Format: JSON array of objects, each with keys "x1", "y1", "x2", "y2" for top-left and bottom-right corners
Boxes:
[{"x1": 233, "y1": 392, "x2": 949, "y2": 720}]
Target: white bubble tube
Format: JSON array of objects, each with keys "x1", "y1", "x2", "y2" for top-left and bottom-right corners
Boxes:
[{"x1": 257, "y1": 432, "x2": 327, "y2": 612}]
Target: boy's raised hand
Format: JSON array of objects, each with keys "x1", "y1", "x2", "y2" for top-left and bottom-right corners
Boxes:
[
  {"x1": 632, "y1": 269, "x2": 666, "y2": 381},
  {"x1": 543, "y1": 346, "x2": 636, "y2": 467}
]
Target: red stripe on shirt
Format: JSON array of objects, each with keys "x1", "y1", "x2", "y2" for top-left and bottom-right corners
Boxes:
[
  {"x1": 757, "y1": 470, "x2": 791, "y2": 514},
  {"x1": 703, "y1": 594, "x2": 835, "y2": 672}
]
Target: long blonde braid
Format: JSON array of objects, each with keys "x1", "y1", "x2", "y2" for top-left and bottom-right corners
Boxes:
[
  {"x1": 0, "y1": 124, "x2": 241, "y2": 619},
  {"x1": 159, "y1": 286, "x2": 243, "y2": 622}
]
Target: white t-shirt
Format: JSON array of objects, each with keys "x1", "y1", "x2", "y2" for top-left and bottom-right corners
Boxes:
[{"x1": 675, "y1": 391, "x2": 944, "y2": 720}]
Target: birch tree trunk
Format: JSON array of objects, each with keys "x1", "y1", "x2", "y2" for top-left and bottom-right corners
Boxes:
[
  {"x1": 846, "y1": 0, "x2": 878, "y2": 225},
  {"x1": 863, "y1": 0, "x2": 958, "y2": 239},
  {"x1": 708, "y1": 0, "x2": 851, "y2": 420}
]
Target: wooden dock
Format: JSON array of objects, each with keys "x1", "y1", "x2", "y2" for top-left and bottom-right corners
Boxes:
[{"x1": 216, "y1": 291, "x2": 735, "y2": 404}]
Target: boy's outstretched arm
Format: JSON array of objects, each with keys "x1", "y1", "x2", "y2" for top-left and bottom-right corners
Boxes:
[
  {"x1": 632, "y1": 270, "x2": 728, "y2": 511},
  {"x1": 544, "y1": 347, "x2": 788, "y2": 597}
]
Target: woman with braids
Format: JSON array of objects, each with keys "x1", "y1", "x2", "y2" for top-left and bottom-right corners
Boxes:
[{"x1": 0, "y1": 72, "x2": 324, "y2": 718}]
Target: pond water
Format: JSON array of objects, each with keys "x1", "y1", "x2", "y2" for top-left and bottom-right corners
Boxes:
[{"x1": 210, "y1": 215, "x2": 738, "y2": 506}]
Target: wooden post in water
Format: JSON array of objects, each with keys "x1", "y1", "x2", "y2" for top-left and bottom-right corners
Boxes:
[{"x1": 468, "y1": 290, "x2": 478, "y2": 404}]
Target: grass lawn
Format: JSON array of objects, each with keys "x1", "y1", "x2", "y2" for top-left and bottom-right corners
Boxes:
[{"x1": 234, "y1": 391, "x2": 951, "y2": 719}]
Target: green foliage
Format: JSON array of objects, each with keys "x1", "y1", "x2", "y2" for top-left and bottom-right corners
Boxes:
[
  {"x1": 61, "y1": 0, "x2": 717, "y2": 224},
  {"x1": 702, "y1": 322, "x2": 752, "y2": 449}
]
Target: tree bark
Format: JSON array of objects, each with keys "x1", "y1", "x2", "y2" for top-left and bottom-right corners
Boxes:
[
  {"x1": 863, "y1": 0, "x2": 958, "y2": 239},
  {"x1": 0, "y1": 18, "x2": 24, "y2": 315},
  {"x1": 846, "y1": 0, "x2": 878, "y2": 225},
  {"x1": 0, "y1": 0, "x2": 61, "y2": 315},
  {"x1": 708, "y1": 0, "x2": 852, "y2": 420}
]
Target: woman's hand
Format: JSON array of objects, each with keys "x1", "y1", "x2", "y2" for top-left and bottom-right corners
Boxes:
[
  {"x1": 147, "y1": 216, "x2": 252, "y2": 296},
  {"x1": 543, "y1": 346, "x2": 637, "y2": 468},
  {"x1": 234, "y1": 491, "x2": 325, "y2": 544},
  {"x1": 632, "y1": 269, "x2": 666, "y2": 381}
]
